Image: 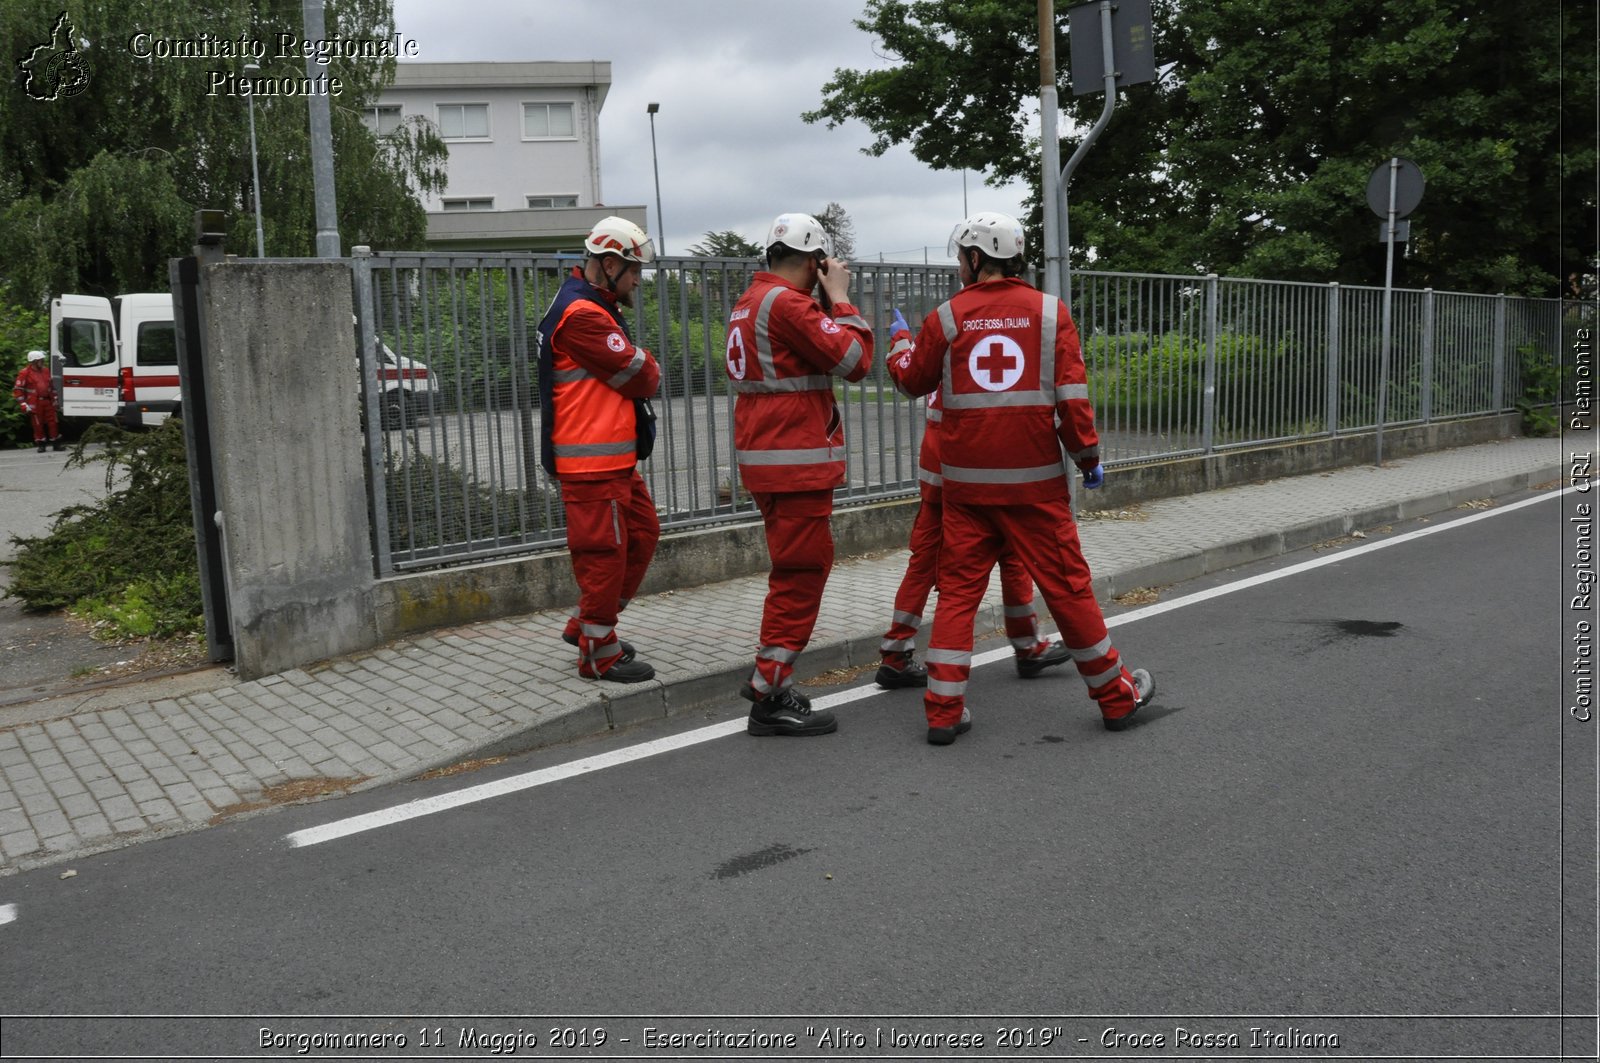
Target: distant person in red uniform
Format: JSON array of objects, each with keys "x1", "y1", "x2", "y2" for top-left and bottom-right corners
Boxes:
[
  {"x1": 12, "y1": 350, "x2": 62, "y2": 453},
  {"x1": 887, "y1": 212, "x2": 1154, "y2": 744},
  {"x1": 727, "y1": 212, "x2": 873, "y2": 736},
  {"x1": 536, "y1": 217, "x2": 662, "y2": 683}
]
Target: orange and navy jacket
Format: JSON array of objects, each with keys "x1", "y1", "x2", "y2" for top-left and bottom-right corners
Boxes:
[
  {"x1": 726, "y1": 272, "x2": 873, "y2": 494},
  {"x1": 11, "y1": 362, "x2": 54, "y2": 409},
  {"x1": 536, "y1": 268, "x2": 660, "y2": 481},
  {"x1": 887, "y1": 276, "x2": 1098, "y2": 506}
]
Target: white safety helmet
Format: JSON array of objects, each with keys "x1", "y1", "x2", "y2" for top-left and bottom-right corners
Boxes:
[
  {"x1": 26, "y1": 350, "x2": 45, "y2": 361},
  {"x1": 948, "y1": 211, "x2": 1026, "y2": 260},
  {"x1": 764, "y1": 212, "x2": 832, "y2": 258},
  {"x1": 584, "y1": 216, "x2": 655, "y2": 264}
]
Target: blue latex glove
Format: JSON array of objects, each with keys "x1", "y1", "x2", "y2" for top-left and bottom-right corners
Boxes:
[
  {"x1": 1081, "y1": 463, "x2": 1105, "y2": 489},
  {"x1": 889, "y1": 307, "x2": 909, "y2": 334}
]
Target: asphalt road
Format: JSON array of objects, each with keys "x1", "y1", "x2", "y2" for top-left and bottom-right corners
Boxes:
[{"x1": 0, "y1": 493, "x2": 1590, "y2": 1061}]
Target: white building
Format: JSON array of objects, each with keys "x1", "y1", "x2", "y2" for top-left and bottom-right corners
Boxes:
[{"x1": 371, "y1": 60, "x2": 647, "y2": 253}]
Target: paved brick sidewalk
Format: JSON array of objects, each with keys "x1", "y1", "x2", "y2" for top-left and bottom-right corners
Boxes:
[{"x1": 0, "y1": 437, "x2": 1564, "y2": 873}]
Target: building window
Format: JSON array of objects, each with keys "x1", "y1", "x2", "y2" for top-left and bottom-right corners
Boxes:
[
  {"x1": 440, "y1": 198, "x2": 495, "y2": 211},
  {"x1": 526, "y1": 195, "x2": 579, "y2": 209},
  {"x1": 364, "y1": 105, "x2": 403, "y2": 136},
  {"x1": 437, "y1": 103, "x2": 490, "y2": 139},
  {"x1": 522, "y1": 102, "x2": 575, "y2": 139}
]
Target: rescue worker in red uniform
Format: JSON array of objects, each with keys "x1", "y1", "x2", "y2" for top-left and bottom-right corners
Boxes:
[
  {"x1": 874, "y1": 316, "x2": 1071, "y2": 688},
  {"x1": 887, "y1": 212, "x2": 1154, "y2": 744},
  {"x1": 536, "y1": 217, "x2": 662, "y2": 683},
  {"x1": 728, "y1": 212, "x2": 873, "y2": 736},
  {"x1": 12, "y1": 350, "x2": 62, "y2": 454}
]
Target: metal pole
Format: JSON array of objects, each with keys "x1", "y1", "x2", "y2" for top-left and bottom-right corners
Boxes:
[
  {"x1": 647, "y1": 103, "x2": 665, "y2": 255},
  {"x1": 243, "y1": 62, "x2": 265, "y2": 258},
  {"x1": 1039, "y1": 0, "x2": 1063, "y2": 298},
  {"x1": 1059, "y1": 0, "x2": 1118, "y2": 303},
  {"x1": 302, "y1": 0, "x2": 340, "y2": 257},
  {"x1": 1376, "y1": 157, "x2": 1397, "y2": 466}
]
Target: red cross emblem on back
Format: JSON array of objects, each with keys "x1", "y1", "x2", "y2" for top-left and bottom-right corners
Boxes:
[{"x1": 975, "y1": 340, "x2": 1015, "y2": 383}]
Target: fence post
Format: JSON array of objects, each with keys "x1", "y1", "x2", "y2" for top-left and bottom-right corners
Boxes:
[
  {"x1": 1326, "y1": 282, "x2": 1340, "y2": 435},
  {"x1": 1202, "y1": 273, "x2": 1219, "y2": 453},
  {"x1": 351, "y1": 246, "x2": 392, "y2": 578},
  {"x1": 1420, "y1": 288, "x2": 1435, "y2": 423},
  {"x1": 1492, "y1": 292, "x2": 1508, "y2": 410}
]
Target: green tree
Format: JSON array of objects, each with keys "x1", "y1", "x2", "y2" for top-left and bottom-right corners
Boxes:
[
  {"x1": 687, "y1": 230, "x2": 762, "y2": 258},
  {"x1": 0, "y1": 0, "x2": 448, "y2": 307},
  {"x1": 815, "y1": 201, "x2": 856, "y2": 261},
  {"x1": 805, "y1": 1, "x2": 1593, "y2": 295}
]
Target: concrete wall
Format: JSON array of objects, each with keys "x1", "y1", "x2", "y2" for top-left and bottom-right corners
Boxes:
[{"x1": 202, "y1": 263, "x2": 378, "y2": 679}]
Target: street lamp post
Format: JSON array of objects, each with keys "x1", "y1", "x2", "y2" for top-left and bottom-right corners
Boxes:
[
  {"x1": 646, "y1": 102, "x2": 664, "y2": 255},
  {"x1": 243, "y1": 62, "x2": 265, "y2": 257}
]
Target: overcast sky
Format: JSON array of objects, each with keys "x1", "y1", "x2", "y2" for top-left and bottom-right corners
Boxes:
[{"x1": 389, "y1": 0, "x2": 1032, "y2": 263}]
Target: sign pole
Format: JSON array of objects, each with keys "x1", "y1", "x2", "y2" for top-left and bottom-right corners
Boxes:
[{"x1": 1376, "y1": 157, "x2": 1398, "y2": 467}]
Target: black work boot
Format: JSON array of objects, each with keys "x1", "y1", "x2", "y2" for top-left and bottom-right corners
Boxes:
[
  {"x1": 592, "y1": 657, "x2": 656, "y2": 683},
  {"x1": 875, "y1": 653, "x2": 928, "y2": 689},
  {"x1": 1103, "y1": 668, "x2": 1156, "y2": 731},
  {"x1": 742, "y1": 686, "x2": 835, "y2": 736},
  {"x1": 35, "y1": 442, "x2": 46, "y2": 453},
  {"x1": 1015, "y1": 639, "x2": 1072, "y2": 678},
  {"x1": 927, "y1": 706, "x2": 973, "y2": 745}
]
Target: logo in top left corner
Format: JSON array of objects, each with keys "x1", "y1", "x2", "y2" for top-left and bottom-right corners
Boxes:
[{"x1": 17, "y1": 12, "x2": 90, "y2": 102}]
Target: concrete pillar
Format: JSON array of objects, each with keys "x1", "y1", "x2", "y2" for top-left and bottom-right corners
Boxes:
[{"x1": 201, "y1": 261, "x2": 376, "y2": 678}]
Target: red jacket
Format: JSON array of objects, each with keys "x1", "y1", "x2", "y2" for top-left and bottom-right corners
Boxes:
[
  {"x1": 727, "y1": 272, "x2": 873, "y2": 493},
  {"x1": 11, "y1": 362, "x2": 54, "y2": 410},
  {"x1": 888, "y1": 276, "x2": 1098, "y2": 505}
]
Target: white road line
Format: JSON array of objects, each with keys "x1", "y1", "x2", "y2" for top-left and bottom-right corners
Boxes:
[
  {"x1": 287, "y1": 487, "x2": 1569, "y2": 849},
  {"x1": 0, "y1": 903, "x2": 17, "y2": 927}
]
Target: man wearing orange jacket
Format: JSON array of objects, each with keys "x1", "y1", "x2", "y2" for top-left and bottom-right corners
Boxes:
[
  {"x1": 12, "y1": 350, "x2": 63, "y2": 453},
  {"x1": 727, "y1": 212, "x2": 873, "y2": 736},
  {"x1": 537, "y1": 217, "x2": 662, "y2": 683},
  {"x1": 887, "y1": 211, "x2": 1154, "y2": 744}
]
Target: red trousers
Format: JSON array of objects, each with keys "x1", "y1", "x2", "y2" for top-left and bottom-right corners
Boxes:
[
  {"x1": 748, "y1": 488, "x2": 834, "y2": 697},
  {"x1": 924, "y1": 497, "x2": 1139, "y2": 728},
  {"x1": 560, "y1": 470, "x2": 659, "y2": 676},
  {"x1": 24, "y1": 401, "x2": 58, "y2": 442},
  {"x1": 881, "y1": 498, "x2": 1040, "y2": 658}
]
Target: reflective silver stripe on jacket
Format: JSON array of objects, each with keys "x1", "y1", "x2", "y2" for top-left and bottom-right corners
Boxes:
[
  {"x1": 941, "y1": 461, "x2": 1066, "y2": 485},
  {"x1": 736, "y1": 445, "x2": 845, "y2": 466},
  {"x1": 554, "y1": 440, "x2": 636, "y2": 458},
  {"x1": 552, "y1": 368, "x2": 589, "y2": 384},
  {"x1": 1056, "y1": 383, "x2": 1089, "y2": 401},
  {"x1": 607, "y1": 349, "x2": 648, "y2": 390},
  {"x1": 918, "y1": 467, "x2": 943, "y2": 488},
  {"x1": 926, "y1": 406, "x2": 942, "y2": 423},
  {"x1": 730, "y1": 374, "x2": 831, "y2": 394},
  {"x1": 832, "y1": 311, "x2": 869, "y2": 330},
  {"x1": 753, "y1": 285, "x2": 786, "y2": 381},
  {"x1": 831, "y1": 338, "x2": 866, "y2": 379}
]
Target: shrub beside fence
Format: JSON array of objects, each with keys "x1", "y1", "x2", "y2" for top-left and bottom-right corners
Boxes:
[{"x1": 353, "y1": 250, "x2": 1576, "y2": 577}]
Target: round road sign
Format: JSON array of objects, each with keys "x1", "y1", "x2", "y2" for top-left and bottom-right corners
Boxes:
[{"x1": 1367, "y1": 158, "x2": 1425, "y2": 218}]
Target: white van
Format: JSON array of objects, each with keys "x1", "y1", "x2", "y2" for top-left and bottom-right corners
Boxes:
[
  {"x1": 49, "y1": 293, "x2": 436, "y2": 429},
  {"x1": 51, "y1": 293, "x2": 179, "y2": 427}
]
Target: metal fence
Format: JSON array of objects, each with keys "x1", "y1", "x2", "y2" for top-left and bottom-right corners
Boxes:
[{"x1": 352, "y1": 250, "x2": 1574, "y2": 577}]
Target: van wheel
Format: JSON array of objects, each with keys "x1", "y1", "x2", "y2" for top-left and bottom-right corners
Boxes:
[{"x1": 380, "y1": 390, "x2": 406, "y2": 429}]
